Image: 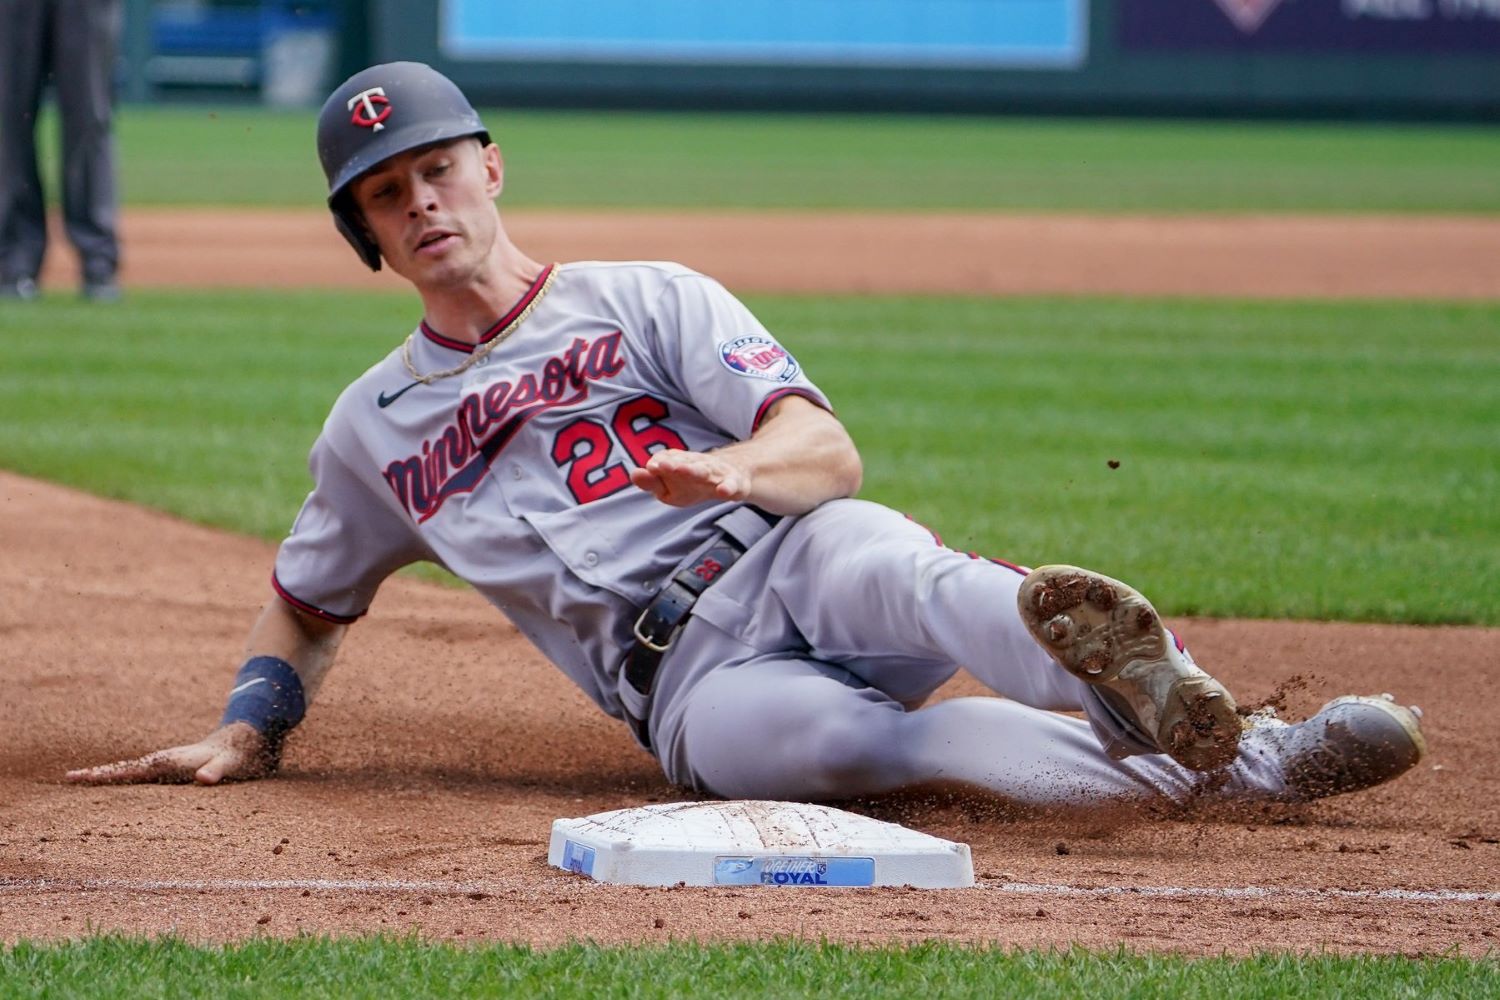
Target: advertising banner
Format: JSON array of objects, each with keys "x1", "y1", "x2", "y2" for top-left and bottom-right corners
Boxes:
[
  {"x1": 442, "y1": 0, "x2": 1089, "y2": 68},
  {"x1": 1119, "y1": 0, "x2": 1500, "y2": 51}
]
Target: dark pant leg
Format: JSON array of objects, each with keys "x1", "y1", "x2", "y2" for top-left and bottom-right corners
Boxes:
[
  {"x1": 51, "y1": 0, "x2": 121, "y2": 282},
  {"x1": 0, "y1": 0, "x2": 52, "y2": 281}
]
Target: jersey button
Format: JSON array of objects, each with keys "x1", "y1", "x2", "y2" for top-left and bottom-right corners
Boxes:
[
  {"x1": 511, "y1": 465, "x2": 523, "y2": 480},
  {"x1": 584, "y1": 551, "x2": 599, "y2": 567}
]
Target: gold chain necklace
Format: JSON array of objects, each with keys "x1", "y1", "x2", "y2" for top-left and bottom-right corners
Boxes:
[{"x1": 401, "y1": 265, "x2": 559, "y2": 384}]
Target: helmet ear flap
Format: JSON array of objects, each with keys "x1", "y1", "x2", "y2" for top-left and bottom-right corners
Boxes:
[{"x1": 332, "y1": 203, "x2": 382, "y2": 272}]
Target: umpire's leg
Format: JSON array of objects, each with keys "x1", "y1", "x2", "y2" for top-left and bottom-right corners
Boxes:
[
  {"x1": 0, "y1": 0, "x2": 52, "y2": 286},
  {"x1": 51, "y1": 0, "x2": 122, "y2": 287}
]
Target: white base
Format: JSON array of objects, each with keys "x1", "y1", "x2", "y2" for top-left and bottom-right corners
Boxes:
[{"x1": 548, "y1": 800, "x2": 973, "y2": 888}]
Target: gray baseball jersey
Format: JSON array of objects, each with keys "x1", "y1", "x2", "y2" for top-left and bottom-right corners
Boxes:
[
  {"x1": 273, "y1": 260, "x2": 1294, "y2": 807},
  {"x1": 273, "y1": 261, "x2": 828, "y2": 721}
]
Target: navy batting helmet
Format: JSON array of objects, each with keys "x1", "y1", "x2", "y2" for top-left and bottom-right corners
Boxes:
[{"x1": 316, "y1": 62, "x2": 491, "y2": 271}]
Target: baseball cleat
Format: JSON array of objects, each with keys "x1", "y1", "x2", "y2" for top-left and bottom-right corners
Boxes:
[
  {"x1": 1242, "y1": 693, "x2": 1427, "y2": 802},
  {"x1": 1017, "y1": 564, "x2": 1242, "y2": 772}
]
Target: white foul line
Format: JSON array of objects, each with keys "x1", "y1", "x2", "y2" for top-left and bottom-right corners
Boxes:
[
  {"x1": 989, "y1": 882, "x2": 1500, "y2": 904},
  {"x1": 1, "y1": 877, "x2": 1497, "y2": 904}
]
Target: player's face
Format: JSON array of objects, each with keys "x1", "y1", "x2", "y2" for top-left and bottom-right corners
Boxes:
[{"x1": 350, "y1": 138, "x2": 504, "y2": 288}]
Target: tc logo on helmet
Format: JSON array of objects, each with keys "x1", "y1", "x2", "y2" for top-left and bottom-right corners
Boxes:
[{"x1": 347, "y1": 87, "x2": 392, "y2": 132}]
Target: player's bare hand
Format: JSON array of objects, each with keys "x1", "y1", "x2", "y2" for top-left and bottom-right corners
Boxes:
[
  {"x1": 630, "y1": 449, "x2": 751, "y2": 507},
  {"x1": 64, "y1": 723, "x2": 277, "y2": 786}
]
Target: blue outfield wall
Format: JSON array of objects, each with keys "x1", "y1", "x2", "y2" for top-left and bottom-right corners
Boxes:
[
  {"x1": 440, "y1": 0, "x2": 1087, "y2": 68},
  {"x1": 367, "y1": 0, "x2": 1500, "y2": 119}
]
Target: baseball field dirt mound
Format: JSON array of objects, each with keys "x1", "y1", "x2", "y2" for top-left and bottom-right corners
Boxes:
[
  {"x1": 3, "y1": 470, "x2": 1498, "y2": 952},
  {"x1": 33, "y1": 209, "x2": 1500, "y2": 299}
]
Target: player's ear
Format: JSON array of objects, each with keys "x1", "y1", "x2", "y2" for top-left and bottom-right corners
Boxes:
[{"x1": 481, "y1": 141, "x2": 504, "y2": 198}]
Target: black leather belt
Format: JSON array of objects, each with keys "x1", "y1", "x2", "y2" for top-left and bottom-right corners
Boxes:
[{"x1": 623, "y1": 506, "x2": 780, "y2": 749}]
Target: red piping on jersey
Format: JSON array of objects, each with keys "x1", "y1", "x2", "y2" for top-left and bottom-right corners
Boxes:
[
  {"x1": 905, "y1": 513, "x2": 943, "y2": 547},
  {"x1": 419, "y1": 263, "x2": 556, "y2": 353},
  {"x1": 752, "y1": 388, "x2": 828, "y2": 432},
  {"x1": 902, "y1": 513, "x2": 1031, "y2": 575},
  {"x1": 272, "y1": 573, "x2": 365, "y2": 625}
]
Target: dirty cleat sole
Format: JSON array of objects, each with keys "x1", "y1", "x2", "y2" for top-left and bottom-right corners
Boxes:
[{"x1": 1017, "y1": 564, "x2": 1242, "y2": 771}]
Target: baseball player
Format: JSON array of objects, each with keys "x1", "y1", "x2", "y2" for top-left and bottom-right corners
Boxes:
[{"x1": 68, "y1": 64, "x2": 1426, "y2": 810}]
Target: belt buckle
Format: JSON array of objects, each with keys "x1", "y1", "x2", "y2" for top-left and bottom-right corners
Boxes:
[{"x1": 633, "y1": 606, "x2": 676, "y2": 654}]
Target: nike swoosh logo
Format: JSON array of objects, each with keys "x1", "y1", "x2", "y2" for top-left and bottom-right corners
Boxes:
[{"x1": 377, "y1": 381, "x2": 423, "y2": 408}]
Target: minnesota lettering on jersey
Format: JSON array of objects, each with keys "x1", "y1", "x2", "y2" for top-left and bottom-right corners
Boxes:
[{"x1": 384, "y1": 332, "x2": 626, "y2": 521}]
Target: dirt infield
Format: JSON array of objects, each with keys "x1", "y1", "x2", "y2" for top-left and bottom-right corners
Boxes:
[
  {"x1": 5, "y1": 210, "x2": 1499, "y2": 953},
  {"x1": 35, "y1": 208, "x2": 1500, "y2": 298}
]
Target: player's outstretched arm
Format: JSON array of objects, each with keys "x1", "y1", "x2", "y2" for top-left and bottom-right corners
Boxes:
[
  {"x1": 65, "y1": 597, "x2": 347, "y2": 786},
  {"x1": 629, "y1": 395, "x2": 862, "y2": 515}
]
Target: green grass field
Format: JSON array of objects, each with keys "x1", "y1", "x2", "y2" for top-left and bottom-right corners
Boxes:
[
  {"x1": 3, "y1": 938, "x2": 1496, "y2": 999},
  {"x1": 0, "y1": 291, "x2": 1493, "y2": 625},
  {"x1": 28, "y1": 106, "x2": 1500, "y2": 212}
]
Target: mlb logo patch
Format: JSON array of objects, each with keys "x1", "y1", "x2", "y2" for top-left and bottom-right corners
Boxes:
[{"x1": 719, "y1": 335, "x2": 800, "y2": 383}]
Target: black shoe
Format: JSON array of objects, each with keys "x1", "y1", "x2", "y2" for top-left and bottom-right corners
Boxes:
[
  {"x1": 0, "y1": 277, "x2": 39, "y2": 301},
  {"x1": 82, "y1": 279, "x2": 122, "y2": 303}
]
